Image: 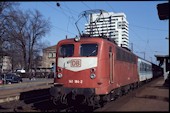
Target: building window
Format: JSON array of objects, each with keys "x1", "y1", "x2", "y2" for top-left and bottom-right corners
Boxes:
[
  {"x1": 53, "y1": 52, "x2": 56, "y2": 58},
  {"x1": 48, "y1": 52, "x2": 53, "y2": 58},
  {"x1": 48, "y1": 52, "x2": 56, "y2": 58}
]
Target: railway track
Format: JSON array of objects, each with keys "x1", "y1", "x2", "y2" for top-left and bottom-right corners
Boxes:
[
  {"x1": 0, "y1": 76, "x2": 168, "y2": 112},
  {"x1": 0, "y1": 87, "x2": 94, "y2": 112},
  {"x1": 0, "y1": 84, "x2": 138, "y2": 112}
]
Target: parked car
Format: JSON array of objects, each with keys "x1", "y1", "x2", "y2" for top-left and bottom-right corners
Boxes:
[
  {"x1": 16, "y1": 69, "x2": 26, "y2": 73},
  {"x1": 3, "y1": 73, "x2": 22, "y2": 84},
  {"x1": 0, "y1": 76, "x2": 3, "y2": 85}
]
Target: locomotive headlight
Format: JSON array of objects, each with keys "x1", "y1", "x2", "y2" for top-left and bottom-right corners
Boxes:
[
  {"x1": 74, "y1": 35, "x2": 80, "y2": 42},
  {"x1": 90, "y1": 73, "x2": 96, "y2": 79},
  {"x1": 57, "y1": 68, "x2": 62, "y2": 73},
  {"x1": 90, "y1": 68, "x2": 96, "y2": 73},
  {"x1": 57, "y1": 73, "x2": 63, "y2": 78}
]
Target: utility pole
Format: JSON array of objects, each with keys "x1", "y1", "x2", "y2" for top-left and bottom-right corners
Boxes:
[
  {"x1": 136, "y1": 51, "x2": 145, "y2": 59},
  {"x1": 130, "y1": 43, "x2": 133, "y2": 52},
  {"x1": 150, "y1": 56, "x2": 152, "y2": 62},
  {"x1": 144, "y1": 52, "x2": 145, "y2": 59},
  {"x1": 141, "y1": 52, "x2": 145, "y2": 59}
]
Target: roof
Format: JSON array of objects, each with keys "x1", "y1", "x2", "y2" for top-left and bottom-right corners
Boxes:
[
  {"x1": 157, "y1": 2, "x2": 169, "y2": 20},
  {"x1": 155, "y1": 55, "x2": 169, "y2": 58},
  {"x1": 0, "y1": 50, "x2": 9, "y2": 56},
  {"x1": 155, "y1": 55, "x2": 169, "y2": 61},
  {"x1": 43, "y1": 45, "x2": 57, "y2": 51}
]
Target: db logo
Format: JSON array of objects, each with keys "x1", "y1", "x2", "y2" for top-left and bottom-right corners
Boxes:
[{"x1": 70, "y1": 59, "x2": 81, "y2": 67}]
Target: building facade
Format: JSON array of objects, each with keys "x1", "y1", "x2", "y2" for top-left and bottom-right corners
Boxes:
[
  {"x1": 85, "y1": 12, "x2": 129, "y2": 48},
  {"x1": 42, "y1": 45, "x2": 56, "y2": 70},
  {"x1": 0, "y1": 55, "x2": 12, "y2": 73}
]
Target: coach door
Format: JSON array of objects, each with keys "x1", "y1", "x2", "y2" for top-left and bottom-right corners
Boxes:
[{"x1": 109, "y1": 46, "x2": 114, "y2": 83}]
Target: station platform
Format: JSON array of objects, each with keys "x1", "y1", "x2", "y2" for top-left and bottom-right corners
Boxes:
[
  {"x1": 0, "y1": 78, "x2": 53, "y2": 103},
  {"x1": 95, "y1": 76, "x2": 169, "y2": 111}
]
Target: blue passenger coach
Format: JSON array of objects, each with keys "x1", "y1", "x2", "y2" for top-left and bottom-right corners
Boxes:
[{"x1": 137, "y1": 57, "x2": 153, "y2": 82}]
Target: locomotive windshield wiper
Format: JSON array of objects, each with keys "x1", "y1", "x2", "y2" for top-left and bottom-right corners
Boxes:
[{"x1": 87, "y1": 49, "x2": 96, "y2": 57}]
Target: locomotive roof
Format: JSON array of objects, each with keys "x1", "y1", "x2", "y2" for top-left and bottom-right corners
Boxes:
[
  {"x1": 57, "y1": 36, "x2": 158, "y2": 66},
  {"x1": 58, "y1": 36, "x2": 136, "y2": 55}
]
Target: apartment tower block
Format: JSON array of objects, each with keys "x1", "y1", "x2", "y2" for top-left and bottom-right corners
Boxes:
[{"x1": 85, "y1": 12, "x2": 129, "y2": 48}]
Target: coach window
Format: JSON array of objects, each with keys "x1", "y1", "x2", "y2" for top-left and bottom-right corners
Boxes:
[
  {"x1": 80, "y1": 44, "x2": 98, "y2": 56},
  {"x1": 59, "y1": 44, "x2": 74, "y2": 57}
]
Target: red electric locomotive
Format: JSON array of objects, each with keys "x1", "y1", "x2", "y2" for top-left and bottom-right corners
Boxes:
[{"x1": 50, "y1": 36, "x2": 139, "y2": 107}]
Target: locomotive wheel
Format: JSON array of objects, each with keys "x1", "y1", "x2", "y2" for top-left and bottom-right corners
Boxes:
[
  {"x1": 130, "y1": 84, "x2": 135, "y2": 91},
  {"x1": 60, "y1": 94, "x2": 68, "y2": 105},
  {"x1": 52, "y1": 96, "x2": 61, "y2": 106},
  {"x1": 102, "y1": 94, "x2": 111, "y2": 102},
  {"x1": 122, "y1": 85, "x2": 130, "y2": 95}
]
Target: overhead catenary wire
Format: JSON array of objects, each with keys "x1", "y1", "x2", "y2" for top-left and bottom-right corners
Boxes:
[
  {"x1": 44, "y1": 2, "x2": 166, "y2": 61},
  {"x1": 129, "y1": 24, "x2": 168, "y2": 32},
  {"x1": 45, "y1": 2, "x2": 88, "y2": 36},
  {"x1": 129, "y1": 24, "x2": 168, "y2": 60},
  {"x1": 129, "y1": 27, "x2": 155, "y2": 60},
  {"x1": 81, "y1": 1, "x2": 92, "y2": 10},
  {"x1": 81, "y1": 1, "x2": 154, "y2": 50},
  {"x1": 63, "y1": 2, "x2": 80, "y2": 15},
  {"x1": 61, "y1": 2, "x2": 86, "y2": 33},
  {"x1": 104, "y1": 2, "x2": 167, "y2": 61},
  {"x1": 105, "y1": 1, "x2": 116, "y2": 13},
  {"x1": 129, "y1": 22, "x2": 167, "y2": 58},
  {"x1": 44, "y1": 2, "x2": 79, "y2": 36},
  {"x1": 52, "y1": 25, "x2": 77, "y2": 36}
]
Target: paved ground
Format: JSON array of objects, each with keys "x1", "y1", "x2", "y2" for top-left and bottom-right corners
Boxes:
[{"x1": 95, "y1": 76, "x2": 169, "y2": 112}]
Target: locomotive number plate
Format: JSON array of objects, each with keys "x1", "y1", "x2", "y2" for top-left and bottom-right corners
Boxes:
[
  {"x1": 70, "y1": 59, "x2": 81, "y2": 67},
  {"x1": 68, "y1": 80, "x2": 83, "y2": 84}
]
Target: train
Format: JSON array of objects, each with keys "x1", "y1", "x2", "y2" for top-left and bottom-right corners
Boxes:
[{"x1": 49, "y1": 35, "x2": 163, "y2": 108}]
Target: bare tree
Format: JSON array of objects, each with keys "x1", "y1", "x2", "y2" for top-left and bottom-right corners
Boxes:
[
  {"x1": 0, "y1": 2, "x2": 19, "y2": 49},
  {"x1": 4, "y1": 9, "x2": 51, "y2": 72},
  {"x1": 27, "y1": 10, "x2": 51, "y2": 72},
  {"x1": 0, "y1": 2, "x2": 19, "y2": 72}
]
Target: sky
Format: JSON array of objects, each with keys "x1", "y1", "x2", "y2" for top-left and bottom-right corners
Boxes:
[{"x1": 18, "y1": 1, "x2": 169, "y2": 64}]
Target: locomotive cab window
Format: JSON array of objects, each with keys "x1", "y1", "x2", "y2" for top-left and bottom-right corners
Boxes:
[
  {"x1": 80, "y1": 44, "x2": 98, "y2": 56},
  {"x1": 59, "y1": 44, "x2": 74, "y2": 57}
]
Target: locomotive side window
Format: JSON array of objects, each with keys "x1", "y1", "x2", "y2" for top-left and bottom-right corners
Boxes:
[
  {"x1": 59, "y1": 44, "x2": 74, "y2": 57},
  {"x1": 80, "y1": 44, "x2": 98, "y2": 56},
  {"x1": 116, "y1": 47, "x2": 136, "y2": 64}
]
